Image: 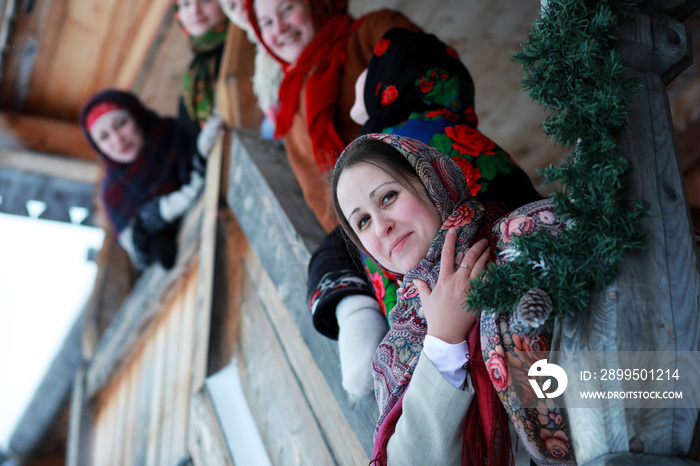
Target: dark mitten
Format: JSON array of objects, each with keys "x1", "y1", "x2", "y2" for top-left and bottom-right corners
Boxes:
[
  {"x1": 149, "y1": 232, "x2": 178, "y2": 269},
  {"x1": 307, "y1": 225, "x2": 376, "y2": 339},
  {"x1": 131, "y1": 216, "x2": 155, "y2": 267},
  {"x1": 138, "y1": 197, "x2": 168, "y2": 234}
]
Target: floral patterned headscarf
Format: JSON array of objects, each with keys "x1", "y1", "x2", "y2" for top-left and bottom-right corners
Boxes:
[
  {"x1": 361, "y1": 27, "x2": 476, "y2": 135},
  {"x1": 174, "y1": 1, "x2": 228, "y2": 127},
  {"x1": 335, "y1": 133, "x2": 512, "y2": 466},
  {"x1": 360, "y1": 27, "x2": 542, "y2": 212}
]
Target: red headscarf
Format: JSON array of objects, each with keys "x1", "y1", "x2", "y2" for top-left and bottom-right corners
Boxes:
[{"x1": 247, "y1": 0, "x2": 357, "y2": 171}]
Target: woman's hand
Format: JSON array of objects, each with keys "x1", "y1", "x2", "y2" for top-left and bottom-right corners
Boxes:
[{"x1": 414, "y1": 229, "x2": 490, "y2": 344}]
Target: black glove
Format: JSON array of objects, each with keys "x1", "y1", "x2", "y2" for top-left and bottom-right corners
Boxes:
[
  {"x1": 131, "y1": 216, "x2": 155, "y2": 268},
  {"x1": 149, "y1": 230, "x2": 178, "y2": 269},
  {"x1": 132, "y1": 216, "x2": 179, "y2": 269}
]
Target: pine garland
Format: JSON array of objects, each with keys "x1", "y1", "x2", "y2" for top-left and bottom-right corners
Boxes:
[{"x1": 467, "y1": 0, "x2": 650, "y2": 320}]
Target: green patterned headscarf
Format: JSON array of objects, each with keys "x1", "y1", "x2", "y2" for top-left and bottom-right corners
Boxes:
[{"x1": 175, "y1": 2, "x2": 228, "y2": 127}]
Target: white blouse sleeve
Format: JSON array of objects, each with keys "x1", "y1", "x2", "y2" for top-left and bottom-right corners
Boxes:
[{"x1": 422, "y1": 335, "x2": 470, "y2": 388}]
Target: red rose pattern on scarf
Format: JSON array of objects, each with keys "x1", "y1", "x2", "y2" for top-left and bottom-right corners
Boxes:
[
  {"x1": 381, "y1": 85, "x2": 399, "y2": 105},
  {"x1": 374, "y1": 38, "x2": 391, "y2": 56},
  {"x1": 480, "y1": 199, "x2": 575, "y2": 463}
]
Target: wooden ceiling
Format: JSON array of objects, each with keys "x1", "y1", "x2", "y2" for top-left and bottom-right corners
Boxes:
[
  {"x1": 0, "y1": 0, "x2": 189, "y2": 162},
  {"x1": 0, "y1": 0, "x2": 698, "y2": 199}
]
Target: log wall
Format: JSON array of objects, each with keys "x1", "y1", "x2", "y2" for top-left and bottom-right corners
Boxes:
[{"x1": 89, "y1": 265, "x2": 198, "y2": 466}]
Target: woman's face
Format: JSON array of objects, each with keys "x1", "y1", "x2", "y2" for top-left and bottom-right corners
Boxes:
[
  {"x1": 254, "y1": 0, "x2": 315, "y2": 64},
  {"x1": 337, "y1": 161, "x2": 442, "y2": 275},
  {"x1": 178, "y1": 0, "x2": 226, "y2": 37},
  {"x1": 219, "y1": 0, "x2": 249, "y2": 29},
  {"x1": 89, "y1": 112, "x2": 144, "y2": 164},
  {"x1": 350, "y1": 69, "x2": 369, "y2": 125}
]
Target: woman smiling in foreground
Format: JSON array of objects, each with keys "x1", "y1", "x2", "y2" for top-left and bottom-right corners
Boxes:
[
  {"x1": 333, "y1": 133, "x2": 518, "y2": 465},
  {"x1": 332, "y1": 132, "x2": 576, "y2": 465}
]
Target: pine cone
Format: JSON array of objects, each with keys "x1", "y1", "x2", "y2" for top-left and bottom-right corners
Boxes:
[{"x1": 510, "y1": 288, "x2": 553, "y2": 337}]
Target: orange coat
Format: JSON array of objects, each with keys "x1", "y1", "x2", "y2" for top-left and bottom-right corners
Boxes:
[{"x1": 283, "y1": 10, "x2": 421, "y2": 232}]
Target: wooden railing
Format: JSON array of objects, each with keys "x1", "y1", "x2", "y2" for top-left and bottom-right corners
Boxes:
[{"x1": 66, "y1": 136, "x2": 223, "y2": 466}]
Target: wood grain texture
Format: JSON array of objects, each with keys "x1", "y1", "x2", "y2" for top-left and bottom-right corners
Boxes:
[
  {"x1": 226, "y1": 129, "x2": 379, "y2": 456},
  {"x1": 0, "y1": 112, "x2": 94, "y2": 160},
  {"x1": 243, "y1": 247, "x2": 369, "y2": 465},
  {"x1": 66, "y1": 364, "x2": 93, "y2": 466},
  {"x1": 188, "y1": 134, "x2": 224, "y2": 398},
  {"x1": 216, "y1": 24, "x2": 262, "y2": 130},
  {"x1": 85, "y1": 198, "x2": 203, "y2": 399},
  {"x1": 237, "y1": 273, "x2": 336, "y2": 465},
  {"x1": 188, "y1": 386, "x2": 235, "y2": 466},
  {"x1": 0, "y1": 148, "x2": 99, "y2": 182},
  {"x1": 555, "y1": 5, "x2": 700, "y2": 464}
]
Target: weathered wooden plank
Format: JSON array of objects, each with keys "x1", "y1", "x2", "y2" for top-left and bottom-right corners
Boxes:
[
  {"x1": 85, "y1": 196, "x2": 203, "y2": 399},
  {"x1": 144, "y1": 321, "x2": 167, "y2": 466},
  {"x1": 82, "y1": 231, "x2": 135, "y2": 360},
  {"x1": 111, "y1": 369, "x2": 130, "y2": 466},
  {"x1": 226, "y1": 129, "x2": 378, "y2": 456},
  {"x1": 66, "y1": 364, "x2": 93, "y2": 466},
  {"x1": 216, "y1": 24, "x2": 262, "y2": 131},
  {"x1": 188, "y1": 385, "x2": 235, "y2": 466},
  {"x1": 136, "y1": 12, "x2": 191, "y2": 117},
  {"x1": 121, "y1": 362, "x2": 141, "y2": 466},
  {"x1": 132, "y1": 337, "x2": 156, "y2": 466},
  {"x1": 112, "y1": 0, "x2": 172, "y2": 90},
  {"x1": 34, "y1": 0, "x2": 120, "y2": 116},
  {"x1": 0, "y1": 112, "x2": 94, "y2": 160},
  {"x1": 91, "y1": 400, "x2": 106, "y2": 466},
  {"x1": 189, "y1": 134, "x2": 224, "y2": 395},
  {"x1": 0, "y1": 0, "x2": 67, "y2": 111},
  {"x1": 207, "y1": 211, "x2": 247, "y2": 374},
  {"x1": 172, "y1": 269, "x2": 198, "y2": 463},
  {"x1": 101, "y1": 387, "x2": 118, "y2": 466},
  {"x1": 556, "y1": 5, "x2": 700, "y2": 465},
  {"x1": 157, "y1": 298, "x2": 181, "y2": 466},
  {"x1": 243, "y1": 247, "x2": 369, "y2": 465},
  {"x1": 0, "y1": 148, "x2": 99, "y2": 183},
  {"x1": 237, "y1": 272, "x2": 335, "y2": 465}
]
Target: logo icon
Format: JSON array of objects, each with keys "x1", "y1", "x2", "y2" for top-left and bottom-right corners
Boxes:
[{"x1": 528, "y1": 359, "x2": 568, "y2": 398}]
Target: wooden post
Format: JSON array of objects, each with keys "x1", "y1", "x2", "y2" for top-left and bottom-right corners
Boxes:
[{"x1": 555, "y1": 3, "x2": 700, "y2": 465}]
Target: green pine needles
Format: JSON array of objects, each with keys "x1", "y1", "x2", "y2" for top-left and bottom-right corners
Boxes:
[{"x1": 467, "y1": 0, "x2": 650, "y2": 319}]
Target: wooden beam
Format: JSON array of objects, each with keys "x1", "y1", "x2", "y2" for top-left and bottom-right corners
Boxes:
[
  {"x1": 0, "y1": 112, "x2": 95, "y2": 160},
  {"x1": 66, "y1": 364, "x2": 94, "y2": 466},
  {"x1": 226, "y1": 129, "x2": 378, "y2": 456},
  {"x1": 85, "y1": 198, "x2": 203, "y2": 399},
  {"x1": 0, "y1": 148, "x2": 99, "y2": 183},
  {"x1": 188, "y1": 384, "x2": 235, "y2": 466},
  {"x1": 188, "y1": 133, "x2": 224, "y2": 394},
  {"x1": 112, "y1": 0, "x2": 173, "y2": 90},
  {"x1": 215, "y1": 23, "x2": 263, "y2": 131},
  {"x1": 133, "y1": 11, "x2": 190, "y2": 117},
  {"x1": 556, "y1": 5, "x2": 700, "y2": 464}
]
